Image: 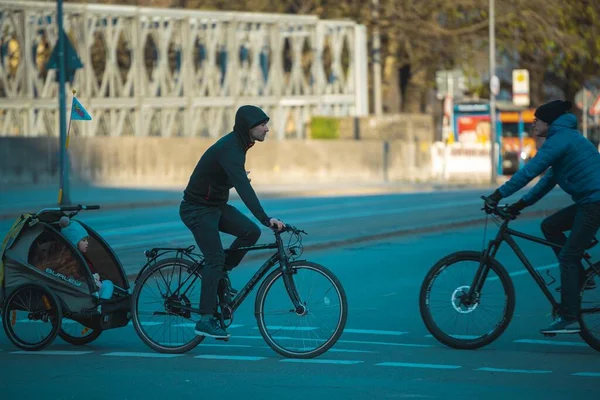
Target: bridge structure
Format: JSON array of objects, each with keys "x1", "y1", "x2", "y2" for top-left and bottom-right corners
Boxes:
[{"x1": 0, "y1": 0, "x2": 368, "y2": 139}]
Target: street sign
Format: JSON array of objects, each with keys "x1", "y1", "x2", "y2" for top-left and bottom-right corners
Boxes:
[
  {"x1": 436, "y1": 69, "x2": 467, "y2": 100},
  {"x1": 512, "y1": 69, "x2": 530, "y2": 106},
  {"x1": 490, "y1": 75, "x2": 500, "y2": 96}
]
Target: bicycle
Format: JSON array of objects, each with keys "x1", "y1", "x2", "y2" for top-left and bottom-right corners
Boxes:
[
  {"x1": 419, "y1": 196, "x2": 600, "y2": 351},
  {"x1": 130, "y1": 224, "x2": 348, "y2": 359}
]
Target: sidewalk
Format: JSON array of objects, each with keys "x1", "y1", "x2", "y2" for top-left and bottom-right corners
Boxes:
[{"x1": 0, "y1": 180, "x2": 500, "y2": 221}]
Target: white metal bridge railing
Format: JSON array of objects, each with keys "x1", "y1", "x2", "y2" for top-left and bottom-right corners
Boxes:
[{"x1": 0, "y1": 0, "x2": 368, "y2": 139}]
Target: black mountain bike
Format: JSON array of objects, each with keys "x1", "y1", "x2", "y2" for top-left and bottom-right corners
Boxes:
[
  {"x1": 131, "y1": 224, "x2": 348, "y2": 359},
  {"x1": 419, "y1": 196, "x2": 600, "y2": 351}
]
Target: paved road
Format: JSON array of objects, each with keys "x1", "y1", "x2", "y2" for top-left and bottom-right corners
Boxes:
[
  {"x1": 0, "y1": 185, "x2": 573, "y2": 277},
  {"x1": 0, "y1": 189, "x2": 598, "y2": 399}
]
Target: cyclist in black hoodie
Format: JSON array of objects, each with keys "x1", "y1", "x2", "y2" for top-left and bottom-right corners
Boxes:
[{"x1": 180, "y1": 105, "x2": 284, "y2": 339}]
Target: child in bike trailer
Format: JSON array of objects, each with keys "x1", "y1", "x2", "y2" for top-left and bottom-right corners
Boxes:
[
  {"x1": 60, "y1": 217, "x2": 114, "y2": 300},
  {"x1": 486, "y1": 99, "x2": 600, "y2": 335}
]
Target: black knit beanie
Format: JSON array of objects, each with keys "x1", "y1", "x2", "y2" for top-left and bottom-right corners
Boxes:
[{"x1": 534, "y1": 100, "x2": 572, "y2": 125}]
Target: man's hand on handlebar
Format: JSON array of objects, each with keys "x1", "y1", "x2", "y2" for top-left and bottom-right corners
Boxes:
[
  {"x1": 480, "y1": 195, "x2": 519, "y2": 221},
  {"x1": 269, "y1": 217, "x2": 285, "y2": 232},
  {"x1": 506, "y1": 199, "x2": 527, "y2": 218}
]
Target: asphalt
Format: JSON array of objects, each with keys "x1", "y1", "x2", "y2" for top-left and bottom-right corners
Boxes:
[{"x1": 0, "y1": 213, "x2": 599, "y2": 400}]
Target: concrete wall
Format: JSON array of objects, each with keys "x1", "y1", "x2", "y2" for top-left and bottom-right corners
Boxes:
[
  {"x1": 328, "y1": 114, "x2": 434, "y2": 142},
  {"x1": 0, "y1": 137, "x2": 440, "y2": 188}
]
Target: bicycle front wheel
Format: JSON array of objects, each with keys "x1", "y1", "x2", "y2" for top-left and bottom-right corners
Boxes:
[
  {"x1": 131, "y1": 257, "x2": 204, "y2": 354},
  {"x1": 419, "y1": 251, "x2": 515, "y2": 350},
  {"x1": 255, "y1": 261, "x2": 347, "y2": 359},
  {"x1": 579, "y1": 270, "x2": 600, "y2": 352}
]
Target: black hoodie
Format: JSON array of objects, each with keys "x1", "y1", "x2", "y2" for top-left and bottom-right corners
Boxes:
[{"x1": 183, "y1": 106, "x2": 271, "y2": 226}]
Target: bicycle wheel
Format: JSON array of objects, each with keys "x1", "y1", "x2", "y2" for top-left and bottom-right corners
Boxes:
[
  {"x1": 579, "y1": 270, "x2": 600, "y2": 352},
  {"x1": 59, "y1": 319, "x2": 102, "y2": 345},
  {"x1": 2, "y1": 283, "x2": 63, "y2": 351},
  {"x1": 131, "y1": 257, "x2": 205, "y2": 354},
  {"x1": 255, "y1": 261, "x2": 347, "y2": 359},
  {"x1": 419, "y1": 251, "x2": 515, "y2": 350}
]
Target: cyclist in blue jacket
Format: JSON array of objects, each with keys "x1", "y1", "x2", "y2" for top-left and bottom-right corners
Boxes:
[{"x1": 485, "y1": 99, "x2": 600, "y2": 334}]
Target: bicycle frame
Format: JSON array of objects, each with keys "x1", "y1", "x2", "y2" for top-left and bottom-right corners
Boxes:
[
  {"x1": 468, "y1": 216, "x2": 597, "y2": 312},
  {"x1": 143, "y1": 230, "x2": 303, "y2": 317}
]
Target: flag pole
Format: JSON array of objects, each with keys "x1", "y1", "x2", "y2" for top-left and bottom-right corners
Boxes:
[
  {"x1": 66, "y1": 89, "x2": 76, "y2": 150},
  {"x1": 58, "y1": 89, "x2": 75, "y2": 204}
]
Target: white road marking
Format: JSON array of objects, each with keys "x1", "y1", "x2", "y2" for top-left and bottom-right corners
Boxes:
[
  {"x1": 281, "y1": 359, "x2": 364, "y2": 365},
  {"x1": 476, "y1": 367, "x2": 552, "y2": 374},
  {"x1": 10, "y1": 350, "x2": 93, "y2": 356},
  {"x1": 102, "y1": 352, "x2": 183, "y2": 358},
  {"x1": 344, "y1": 329, "x2": 407, "y2": 336},
  {"x1": 194, "y1": 355, "x2": 267, "y2": 361},
  {"x1": 489, "y1": 263, "x2": 558, "y2": 281},
  {"x1": 376, "y1": 362, "x2": 461, "y2": 370},
  {"x1": 340, "y1": 340, "x2": 433, "y2": 348},
  {"x1": 514, "y1": 339, "x2": 588, "y2": 347}
]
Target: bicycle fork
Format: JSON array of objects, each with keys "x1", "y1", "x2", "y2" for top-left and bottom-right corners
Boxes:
[
  {"x1": 281, "y1": 266, "x2": 306, "y2": 315},
  {"x1": 465, "y1": 238, "x2": 503, "y2": 306}
]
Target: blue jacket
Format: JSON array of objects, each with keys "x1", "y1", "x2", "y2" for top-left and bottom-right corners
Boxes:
[{"x1": 498, "y1": 113, "x2": 600, "y2": 205}]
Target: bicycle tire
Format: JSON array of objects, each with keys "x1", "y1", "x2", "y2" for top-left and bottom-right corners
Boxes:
[
  {"x1": 255, "y1": 261, "x2": 348, "y2": 359},
  {"x1": 58, "y1": 320, "x2": 102, "y2": 345},
  {"x1": 579, "y1": 268, "x2": 600, "y2": 352},
  {"x1": 419, "y1": 251, "x2": 515, "y2": 350},
  {"x1": 131, "y1": 257, "x2": 205, "y2": 354},
  {"x1": 2, "y1": 283, "x2": 63, "y2": 351}
]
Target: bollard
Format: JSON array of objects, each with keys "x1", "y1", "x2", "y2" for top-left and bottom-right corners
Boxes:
[{"x1": 383, "y1": 140, "x2": 390, "y2": 182}]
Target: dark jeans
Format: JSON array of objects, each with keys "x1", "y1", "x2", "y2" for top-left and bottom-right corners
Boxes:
[
  {"x1": 541, "y1": 202, "x2": 600, "y2": 319},
  {"x1": 179, "y1": 201, "x2": 261, "y2": 315}
]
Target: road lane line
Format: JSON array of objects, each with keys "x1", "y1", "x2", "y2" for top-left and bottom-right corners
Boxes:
[
  {"x1": 488, "y1": 263, "x2": 558, "y2": 281},
  {"x1": 194, "y1": 355, "x2": 267, "y2": 361},
  {"x1": 174, "y1": 323, "x2": 244, "y2": 329},
  {"x1": 10, "y1": 350, "x2": 93, "y2": 356},
  {"x1": 514, "y1": 339, "x2": 588, "y2": 347},
  {"x1": 476, "y1": 367, "x2": 552, "y2": 374},
  {"x1": 102, "y1": 352, "x2": 183, "y2": 358},
  {"x1": 234, "y1": 335, "x2": 431, "y2": 348},
  {"x1": 339, "y1": 340, "x2": 433, "y2": 348},
  {"x1": 425, "y1": 334, "x2": 479, "y2": 340},
  {"x1": 343, "y1": 329, "x2": 408, "y2": 336},
  {"x1": 572, "y1": 372, "x2": 600, "y2": 377},
  {"x1": 281, "y1": 359, "x2": 364, "y2": 365},
  {"x1": 254, "y1": 326, "x2": 317, "y2": 331},
  {"x1": 376, "y1": 362, "x2": 461, "y2": 370}
]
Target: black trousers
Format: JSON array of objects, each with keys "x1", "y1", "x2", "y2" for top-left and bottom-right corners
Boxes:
[
  {"x1": 179, "y1": 201, "x2": 261, "y2": 315},
  {"x1": 540, "y1": 202, "x2": 600, "y2": 319}
]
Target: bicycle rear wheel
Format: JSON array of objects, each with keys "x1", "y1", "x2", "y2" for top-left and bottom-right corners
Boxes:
[
  {"x1": 131, "y1": 257, "x2": 204, "y2": 354},
  {"x1": 579, "y1": 270, "x2": 600, "y2": 352},
  {"x1": 419, "y1": 251, "x2": 515, "y2": 350},
  {"x1": 255, "y1": 261, "x2": 347, "y2": 359}
]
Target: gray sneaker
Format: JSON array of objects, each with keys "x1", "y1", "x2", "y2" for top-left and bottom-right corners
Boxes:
[
  {"x1": 194, "y1": 318, "x2": 230, "y2": 339},
  {"x1": 540, "y1": 317, "x2": 580, "y2": 334}
]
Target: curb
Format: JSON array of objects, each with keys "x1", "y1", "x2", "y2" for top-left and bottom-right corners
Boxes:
[{"x1": 124, "y1": 206, "x2": 560, "y2": 281}]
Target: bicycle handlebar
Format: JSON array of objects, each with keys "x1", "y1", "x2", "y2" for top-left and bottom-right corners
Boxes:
[
  {"x1": 33, "y1": 204, "x2": 101, "y2": 216},
  {"x1": 480, "y1": 196, "x2": 516, "y2": 221},
  {"x1": 274, "y1": 224, "x2": 307, "y2": 236}
]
